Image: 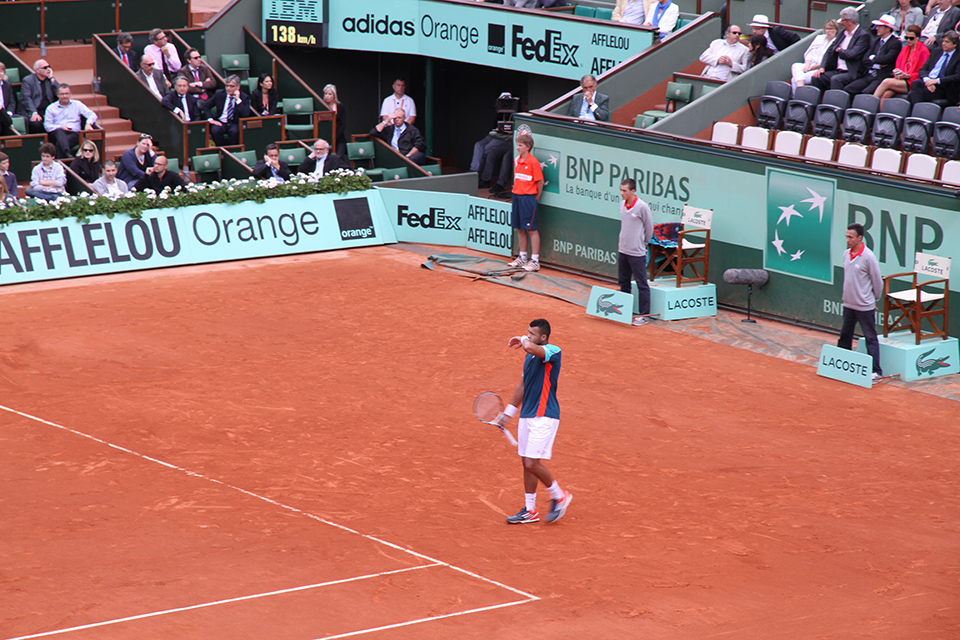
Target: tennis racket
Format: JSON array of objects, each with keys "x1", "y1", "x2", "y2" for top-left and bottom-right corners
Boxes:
[{"x1": 473, "y1": 391, "x2": 518, "y2": 446}]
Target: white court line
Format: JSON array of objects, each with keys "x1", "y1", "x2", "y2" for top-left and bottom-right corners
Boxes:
[{"x1": 0, "y1": 404, "x2": 539, "y2": 638}]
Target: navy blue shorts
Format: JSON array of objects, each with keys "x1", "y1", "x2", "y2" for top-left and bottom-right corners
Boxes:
[{"x1": 511, "y1": 194, "x2": 538, "y2": 230}]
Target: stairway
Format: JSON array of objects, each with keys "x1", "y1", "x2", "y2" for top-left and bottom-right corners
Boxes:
[{"x1": 18, "y1": 43, "x2": 143, "y2": 160}]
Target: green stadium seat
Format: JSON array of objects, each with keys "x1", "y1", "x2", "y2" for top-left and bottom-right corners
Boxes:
[
  {"x1": 191, "y1": 153, "x2": 221, "y2": 182},
  {"x1": 281, "y1": 146, "x2": 306, "y2": 170},
  {"x1": 419, "y1": 163, "x2": 442, "y2": 177},
  {"x1": 220, "y1": 54, "x2": 250, "y2": 80},
  {"x1": 6, "y1": 67, "x2": 20, "y2": 84},
  {"x1": 574, "y1": 5, "x2": 595, "y2": 17},
  {"x1": 246, "y1": 77, "x2": 258, "y2": 95},
  {"x1": 382, "y1": 166, "x2": 408, "y2": 181},
  {"x1": 633, "y1": 114, "x2": 657, "y2": 129},
  {"x1": 365, "y1": 168, "x2": 384, "y2": 181},
  {"x1": 10, "y1": 116, "x2": 26, "y2": 135},
  {"x1": 233, "y1": 150, "x2": 257, "y2": 167},
  {"x1": 643, "y1": 82, "x2": 693, "y2": 121},
  {"x1": 282, "y1": 98, "x2": 315, "y2": 139},
  {"x1": 595, "y1": 7, "x2": 613, "y2": 20},
  {"x1": 347, "y1": 141, "x2": 375, "y2": 170},
  {"x1": 166, "y1": 157, "x2": 179, "y2": 175}
]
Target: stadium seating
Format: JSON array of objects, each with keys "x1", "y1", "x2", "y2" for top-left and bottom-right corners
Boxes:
[
  {"x1": 773, "y1": 130, "x2": 803, "y2": 155},
  {"x1": 755, "y1": 81, "x2": 791, "y2": 129},
  {"x1": 870, "y1": 147, "x2": 903, "y2": 174},
  {"x1": 220, "y1": 54, "x2": 250, "y2": 80},
  {"x1": 282, "y1": 98, "x2": 316, "y2": 140},
  {"x1": 811, "y1": 90, "x2": 850, "y2": 138},
  {"x1": 642, "y1": 82, "x2": 693, "y2": 122},
  {"x1": 841, "y1": 94, "x2": 880, "y2": 144},
  {"x1": 940, "y1": 159, "x2": 960, "y2": 184},
  {"x1": 740, "y1": 126, "x2": 771, "y2": 150},
  {"x1": 837, "y1": 142, "x2": 868, "y2": 168},
  {"x1": 904, "y1": 153, "x2": 939, "y2": 180},
  {"x1": 803, "y1": 136, "x2": 836, "y2": 161},
  {"x1": 931, "y1": 106, "x2": 960, "y2": 159},
  {"x1": 782, "y1": 86, "x2": 820, "y2": 134},
  {"x1": 901, "y1": 102, "x2": 941, "y2": 154},
  {"x1": 872, "y1": 98, "x2": 911, "y2": 149},
  {"x1": 710, "y1": 121, "x2": 739, "y2": 144}
]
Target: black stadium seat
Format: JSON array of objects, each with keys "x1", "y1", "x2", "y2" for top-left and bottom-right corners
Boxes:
[
  {"x1": 931, "y1": 106, "x2": 960, "y2": 159},
  {"x1": 755, "y1": 81, "x2": 792, "y2": 129},
  {"x1": 810, "y1": 89, "x2": 850, "y2": 138},
  {"x1": 901, "y1": 102, "x2": 942, "y2": 154},
  {"x1": 841, "y1": 94, "x2": 880, "y2": 144},
  {"x1": 782, "y1": 85, "x2": 821, "y2": 134},
  {"x1": 872, "y1": 98, "x2": 911, "y2": 148}
]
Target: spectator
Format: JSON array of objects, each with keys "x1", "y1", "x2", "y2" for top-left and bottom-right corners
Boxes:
[
  {"x1": 299, "y1": 138, "x2": 348, "y2": 176},
  {"x1": 201, "y1": 74, "x2": 250, "y2": 146},
  {"x1": 839, "y1": 15, "x2": 903, "y2": 94},
  {"x1": 143, "y1": 28, "x2": 182, "y2": 82},
  {"x1": 0, "y1": 62, "x2": 16, "y2": 135},
  {"x1": 908, "y1": 29, "x2": 960, "y2": 103},
  {"x1": 44, "y1": 84, "x2": 97, "y2": 158},
  {"x1": 891, "y1": 0, "x2": 925, "y2": 39},
  {"x1": 250, "y1": 73, "x2": 279, "y2": 116},
  {"x1": 749, "y1": 14, "x2": 801, "y2": 53},
  {"x1": 176, "y1": 48, "x2": 216, "y2": 100},
  {"x1": 811, "y1": 7, "x2": 872, "y2": 91},
  {"x1": 920, "y1": 0, "x2": 959, "y2": 48},
  {"x1": 25, "y1": 142, "x2": 66, "y2": 201},
  {"x1": 380, "y1": 78, "x2": 416, "y2": 125},
  {"x1": 644, "y1": 0, "x2": 679, "y2": 39},
  {"x1": 117, "y1": 133, "x2": 156, "y2": 187},
  {"x1": 0, "y1": 152, "x2": 16, "y2": 202},
  {"x1": 792, "y1": 21, "x2": 839, "y2": 88},
  {"x1": 137, "y1": 54, "x2": 168, "y2": 99},
  {"x1": 135, "y1": 154, "x2": 186, "y2": 191},
  {"x1": 370, "y1": 108, "x2": 427, "y2": 165},
  {"x1": 874, "y1": 25, "x2": 930, "y2": 105},
  {"x1": 252, "y1": 142, "x2": 292, "y2": 182},
  {"x1": 567, "y1": 74, "x2": 611, "y2": 120},
  {"x1": 115, "y1": 32, "x2": 139, "y2": 70},
  {"x1": 162, "y1": 77, "x2": 202, "y2": 121},
  {"x1": 700, "y1": 25, "x2": 750, "y2": 82},
  {"x1": 72, "y1": 139, "x2": 101, "y2": 183},
  {"x1": 17, "y1": 59, "x2": 59, "y2": 135},
  {"x1": 747, "y1": 34, "x2": 774, "y2": 69},
  {"x1": 92, "y1": 159, "x2": 129, "y2": 199},
  {"x1": 612, "y1": 0, "x2": 646, "y2": 25},
  {"x1": 322, "y1": 83, "x2": 348, "y2": 153},
  {"x1": 472, "y1": 130, "x2": 512, "y2": 190}
]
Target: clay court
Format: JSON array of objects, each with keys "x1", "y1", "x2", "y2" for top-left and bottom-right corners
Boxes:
[{"x1": 1, "y1": 245, "x2": 958, "y2": 639}]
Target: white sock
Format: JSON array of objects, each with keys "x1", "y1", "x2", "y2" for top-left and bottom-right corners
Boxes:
[
  {"x1": 519, "y1": 252, "x2": 528, "y2": 261},
  {"x1": 548, "y1": 481, "x2": 563, "y2": 500},
  {"x1": 525, "y1": 493, "x2": 537, "y2": 512},
  {"x1": 531, "y1": 254, "x2": 540, "y2": 262}
]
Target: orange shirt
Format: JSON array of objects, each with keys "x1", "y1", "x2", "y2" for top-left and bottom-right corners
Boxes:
[{"x1": 512, "y1": 152, "x2": 544, "y2": 196}]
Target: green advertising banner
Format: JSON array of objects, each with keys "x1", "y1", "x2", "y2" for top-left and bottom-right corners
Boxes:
[{"x1": 327, "y1": 0, "x2": 655, "y2": 79}]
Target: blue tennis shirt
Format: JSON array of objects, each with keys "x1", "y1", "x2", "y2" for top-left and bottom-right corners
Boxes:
[{"x1": 520, "y1": 344, "x2": 561, "y2": 419}]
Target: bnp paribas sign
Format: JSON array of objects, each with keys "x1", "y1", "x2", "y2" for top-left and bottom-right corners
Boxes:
[
  {"x1": 327, "y1": 0, "x2": 656, "y2": 80},
  {"x1": 764, "y1": 168, "x2": 837, "y2": 284}
]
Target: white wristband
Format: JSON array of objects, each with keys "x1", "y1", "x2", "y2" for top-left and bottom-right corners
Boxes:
[{"x1": 504, "y1": 404, "x2": 518, "y2": 418}]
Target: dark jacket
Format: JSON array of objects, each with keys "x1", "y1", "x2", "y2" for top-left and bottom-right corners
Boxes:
[
  {"x1": 860, "y1": 34, "x2": 903, "y2": 79},
  {"x1": 117, "y1": 147, "x2": 155, "y2": 185},
  {"x1": 369, "y1": 122, "x2": 425, "y2": 157},
  {"x1": 72, "y1": 157, "x2": 101, "y2": 183},
  {"x1": 116, "y1": 45, "x2": 139, "y2": 71},
  {"x1": 252, "y1": 158, "x2": 292, "y2": 181},
  {"x1": 17, "y1": 73, "x2": 59, "y2": 118},
  {"x1": 161, "y1": 90, "x2": 202, "y2": 121},
  {"x1": 176, "y1": 63, "x2": 217, "y2": 96},
  {"x1": 200, "y1": 89, "x2": 251, "y2": 123},
  {"x1": 567, "y1": 92, "x2": 611, "y2": 121},
  {"x1": 769, "y1": 25, "x2": 801, "y2": 52},
  {"x1": 1, "y1": 78, "x2": 15, "y2": 116},
  {"x1": 298, "y1": 152, "x2": 349, "y2": 175},
  {"x1": 821, "y1": 27, "x2": 873, "y2": 76},
  {"x1": 916, "y1": 47, "x2": 960, "y2": 104},
  {"x1": 135, "y1": 169, "x2": 186, "y2": 192}
]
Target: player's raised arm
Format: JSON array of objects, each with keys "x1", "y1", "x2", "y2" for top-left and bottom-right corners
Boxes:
[{"x1": 508, "y1": 334, "x2": 546, "y2": 360}]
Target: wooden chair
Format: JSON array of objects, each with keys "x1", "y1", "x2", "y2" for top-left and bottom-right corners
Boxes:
[
  {"x1": 648, "y1": 205, "x2": 712, "y2": 286},
  {"x1": 883, "y1": 252, "x2": 951, "y2": 345}
]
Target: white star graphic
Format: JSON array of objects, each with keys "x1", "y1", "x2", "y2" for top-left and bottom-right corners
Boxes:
[
  {"x1": 547, "y1": 154, "x2": 558, "y2": 167},
  {"x1": 777, "y1": 204, "x2": 803, "y2": 226},
  {"x1": 790, "y1": 249, "x2": 804, "y2": 261},
  {"x1": 801, "y1": 188, "x2": 827, "y2": 222},
  {"x1": 540, "y1": 161, "x2": 547, "y2": 169},
  {"x1": 771, "y1": 229, "x2": 786, "y2": 256}
]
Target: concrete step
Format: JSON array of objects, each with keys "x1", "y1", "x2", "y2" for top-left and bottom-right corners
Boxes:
[
  {"x1": 191, "y1": 11, "x2": 218, "y2": 27},
  {"x1": 18, "y1": 44, "x2": 94, "y2": 74}
]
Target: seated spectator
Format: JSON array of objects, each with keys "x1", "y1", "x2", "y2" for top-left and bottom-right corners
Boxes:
[
  {"x1": 0, "y1": 152, "x2": 16, "y2": 202},
  {"x1": 380, "y1": 78, "x2": 416, "y2": 125},
  {"x1": 370, "y1": 108, "x2": 427, "y2": 165},
  {"x1": 73, "y1": 139, "x2": 101, "y2": 183},
  {"x1": 747, "y1": 34, "x2": 775, "y2": 69},
  {"x1": 839, "y1": 15, "x2": 903, "y2": 94},
  {"x1": 567, "y1": 74, "x2": 611, "y2": 120},
  {"x1": 92, "y1": 159, "x2": 129, "y2": 199},
  {"x1": 322, "y1": 84, "x2": 348, "y2": 153},
  {"x1": 250, "y1": 73, "x2": 279, "y2": 116},
  {"x1": 892, "y1": 0, "x2": 926, "y2": 39},
  {"x1": 0, "y1": 63, "x2": 16, "y2": 135},
  {"x1": 471, "y1": 130, "x2": 511, "y2": 189},
  {"x1": 644, "y1": 0, "x2": 679, "y2": 39},
  {"x1": 137, "y1": 55, "x2": 169, "y2": 99},
  {"x1": 162, "y1": 77, "x2": 202, "y2": 121},
  {"x1": 920, "y1": 0, "x2": 959, "y2": 48},
  {"x1": 749, "y1": 14, "x2": 801, "y2": 53},
  {"x1": 44, "y1": 84, "x2": 98, "y2": 159},
  {"x1": 144, "y1": 28, "x2": 182, "y2": 82},
  {"x1": 252, "y1": 143, "x2": 292, "y2": 182},
  {"x1": 299, "y1": 138, "x2": 348, "y2": 176},
  {"x1": 115, "y1": 32, "x2": 139, "y2": 70},
  {"x1": 176, "y1": 48, "x2": 216, "y2": 100},
  {"x1": 908, "y1": 30, "x2": 960, "y2": 103},
  {"x1": 25, "y1": 142, "x2": 66, "y2": 201},
  {"x1": 201, "y1": 75, "x2": 250, "y2": 147},
  {"x1": 700, "y1": 25, "x2": 750, "y2": 82},
  {"x1": 792, "y1": 21, "x2": 839, "y2": 88},
  {"x1": 875, "y1": 25, "x2": 930, "y2": 105},
  {"x1": 613, "y1": 0, "x2": 647, "y2": 25},
  {"x1": 17, "y1": 59, "x2": 59, "y2": 135},
  {"x1": 135, "y1": 154, "x2": 185, "y2": 191},
  {"x1": 117, "y1": 133, "x2": 156, "y2": 187},
  {"x1": 811, "y1": 7, "x2": 872, "y2": 91}
]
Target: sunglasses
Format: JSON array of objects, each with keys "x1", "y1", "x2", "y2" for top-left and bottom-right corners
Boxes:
[
  {"x1": 82, "y1": 149, "x2": 94, "y2": 153},
  {"x1": 905, "y1": 36, "x2": 917, "y2": 41},
  {"x1": 730, "y1": 31, "x2": 741, "y2": 35},
  {"x1": 142, "y1": 62, "x2": 155, "y2": 66},
  {"x1": 39, "y1": 65, "x2": 50, "y2": 70}
]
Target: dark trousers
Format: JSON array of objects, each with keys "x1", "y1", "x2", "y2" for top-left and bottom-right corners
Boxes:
[
  {"x1": 406, "y1": 151, "x2": 428, "y2": 165},
  {"x1": 27, "y1": 117, "x2": 46, "y2": 135},
  {"x1": 210, "y1": 121, "x2": 239, "y2": 146},
  {"x1": 471, "y1": 136, "x2": 510, "y2": 182},
  {"x1": 842, "y1": 73, "x2": 885, "y2": 95},
  {"x1": 812, "y1": 70, "x2": 856, "y2": 92},
  {"x1": 908, "y1": 78, "x2": 948, "y2": 104},
  {"x1": 618, "y1": 252, "x2": 650, "y2": 316},
  {"x1": 837, "y1": 306, "x2": 882, "y2": 375},
  {"x1": 49, "y1": 128, "x2": 78, "y2": 158}
]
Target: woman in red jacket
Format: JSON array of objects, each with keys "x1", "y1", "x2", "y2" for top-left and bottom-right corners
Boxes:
[{"x1": 874, "y1": 24, "x2": 930, "y2": 107}]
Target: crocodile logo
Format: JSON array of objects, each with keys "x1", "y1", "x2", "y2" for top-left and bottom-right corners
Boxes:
[
  {"x1": 596, "y1": 293, "x2": 623, "y2": 316},
  {"x1": 916, "y1": 348, "x2": 951, "y2": 376}
]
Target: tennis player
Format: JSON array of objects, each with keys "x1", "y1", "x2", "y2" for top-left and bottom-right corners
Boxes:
[{"x1": 498, "y1": 318, "x2": 572, "y2": 524}]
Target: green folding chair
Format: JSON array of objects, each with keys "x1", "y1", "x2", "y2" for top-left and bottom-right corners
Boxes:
[
  {"x1": 281, "y1": 146, "x2": 306, "y2": 170},
  {"x1": 346, "y1": 141, "x2": 376, "y2": 170},
  {"x1": 643, "y1": 82, "x2": 693, "y2": 122},
  {"x1": 5, "y1": 67, "x2": 20, "y2": 84},
  {"x1": 220, "y1": 54, "x2": 250, "y2": 80},
  {"x1": 573, "y1": 5, "x2": 595, "y2": 17},
  {"x1": 382, "y1": 166, "x2": 408, "y2": 181},
  {"x1": 282, "y1": 98, "x2": 315, "y2": 139},
  {"x1": 233, "y1": 150, "x2": 257, "y2": 167},
  {"x1": 419, "y1": 163, "x2": 442, "y2": 177},
  {"x1": 191, "y1": 153, "x2": 221, "y2": 182}
]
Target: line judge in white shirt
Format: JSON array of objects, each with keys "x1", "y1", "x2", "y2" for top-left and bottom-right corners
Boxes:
[
  {"x1": 699, "y1": 25, "x2": 751, "y2": 81},
  {"x1": 379, "y1": 78, "x2": 416, "y2": 125}
]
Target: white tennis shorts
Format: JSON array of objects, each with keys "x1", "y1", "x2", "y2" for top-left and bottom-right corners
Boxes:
[{"x1": 517, "y1": 417, "x2": 560, "y2": 459}]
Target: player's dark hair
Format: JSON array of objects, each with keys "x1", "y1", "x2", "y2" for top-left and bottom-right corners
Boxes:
[
  {"x1": 847, "y1": 223, "x2": 864, "y2": 238},
  {"x1": 621, "y1": 178, "x2": 636, "y2": 190},
  {"x1": 530, "y1": 318, "x2": 551, "y2": 338}
]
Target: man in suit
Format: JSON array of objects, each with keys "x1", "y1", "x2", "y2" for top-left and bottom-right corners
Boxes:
[
  {"x1": 115, "y1": 33, "x2": 139, "y2": 71},
  {"x1": 201, "y1": 75, "x2": 250, "y2": 147},
  {"x1": 176, "y1": 48, "x2": 217, "y2": 100},
  {"x1": 136, "y1": 55, "x2": 169, "y2": 99},
  {"x1": 811, "y1": 7, "x2": 872, "y2": 91},
  {"x1": 0, "y1": 62, "x2": 16, "y2": 135},
  {"x1": 298, "y1": 138, "x2": 349, "y2": 175},
  {"x1": 909, "y1": 30, "x2": 960, "y2": 103},
  {"x1": 369, "y1": 108, "x2": 427, "y2": 165},
  {"x1": 143, "y1": 28, "x2": 182, "y2": 82},
  {"x1": 921, "y1": 0, "x2": 960, "y2": 48},
  {"x1": 838, "y1": 15, "x2": 903, "y2": 94},
  {"x1": 17, "y1": 59, "x2": 59, "y2": 134},
  {"x1": 566, "y1": 75, "x2": 611, "y2": 121},
  {"x1": 749, "y1": 14, "x2": 801, "y2": 53},
  {"x1": 252, "y1": 143, "x2": 292, "y2": 182},
  {"x1": 134, "y1": 154, "x2": 186, "y2": 192},
  {"x1": 161, "y1": 77, "x2": 201, "y2": 121}
]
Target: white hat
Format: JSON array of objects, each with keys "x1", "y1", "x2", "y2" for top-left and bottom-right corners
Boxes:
[
  {"x1": 872, "y1": 14, "x2": 896, "y2": 29},
  {"x1": 749, "y1": 14, "x2": 770, "y2": 28}
]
